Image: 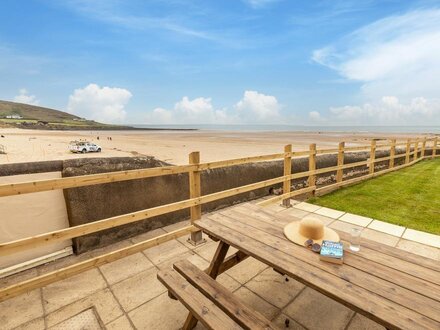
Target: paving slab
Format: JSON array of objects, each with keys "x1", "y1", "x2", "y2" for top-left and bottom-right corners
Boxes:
[
  {"x1": 0, "y1": 289, "x2": 44, "y2": 330},
  {"x1": 233, "y1": 286, "x2": 279, "y2": 320},
  {"x1": 155, "y1": 250, "x2": 214, "y2": 274},
  {"x1": 193, "y1": 240, "x2": 237, "y2": 262},
  {"x1": 368, "y1": 220, "x2": 405, "y2": 237},
  {"x1": 271, "y1": 313, "x2": 306, "y2": 329},
  {"x1": 128, "y1": 292, "x2": 189, "y2": 330},
  {"x1": 314, "y1": 206, "x2": 345, "y2": 219},
  {"x1": 339, "y1": 213, "x2": 373, "y2": 227},
  {"x1": 347, "y1": 313, "x2": 385, "y2": 330},
  {"x1": 14, "y1": 317, "x2": 45, "y2": 330},
  {"x1": 106, "y1": 315, "x2": 134, "y2": 330},
  {"x1": 283, "y1": 287, "x2": 354, "y2": 330},
  {"x1": 99, "y1": 252, "x2": 154, "y2": 285},
  {"x1": 45, "y1": 288, "x2": 123, "y2": 327},
  {"x1": 42, "y1": 268, "x2": 107, "y2": 313},
  {"x1": 142, "y1": 239, "x2": 190, "y2": 265},
  {"x1": 111, "y1": 267, "x2": 167, "y2": 312},
  {"x1": 361, "y1": 228, "x2": 400, "y2": 247},
  {"x1": 50, "y1": 308, "x2": 102, "y2": 330},
  {"x1": 244, "y1": 268, "x2": 305, "y2": 309},
  {"x1": 396, "y1": 239, "x2": 440, "y2": 261},
  {"x1": 293, "y1": 202, "x2": 321, "y2": 213},
  {"x1": 402, "y1": 229, "x2": 440, "y2": 248},
  {"x1": 225, "y1": 257, "x2": 269, "y2": 284}
]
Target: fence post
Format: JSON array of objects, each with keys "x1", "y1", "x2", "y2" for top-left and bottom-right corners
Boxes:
[
  {"x1": 433, "y1": 137, "x2": 438, "y2": 158},
  {"x1": 308, "y1": 144, "x2": 317, "y2": 196},
  {"x1": 389, "y1": 139, "x2": 396, "y2": 169},
  {"x1": 336, "y1": 142, "x2": 345, "y2": 183},
  {"x1": 421, "y1": 138, "x2": 426, "y2": 158},
  {"x1": 369, "y1": 140, "x2": 376, "y2": 175},
  {"x1": 187, "y1": 151, "x2": 205, "y2": 246},
  {"x1": 414, "y1": 139, "x2": 419, "y2": 161},
  {"x1": 282, "y1": 144, "x2": 292, "y2": 207},
  {"x1": 405, "y1": 139, "x2": 411, "y2": 164}
]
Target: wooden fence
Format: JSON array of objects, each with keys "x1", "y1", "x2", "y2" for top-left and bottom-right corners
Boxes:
[{"x1": 0, "y1": 136, "x2": 438, "y2": 302}]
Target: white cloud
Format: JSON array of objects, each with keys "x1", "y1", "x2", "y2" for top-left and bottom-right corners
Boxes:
[
  {"x1": 235, "y1": 90, "x2": 281, "y2": 122},
  {"x1": 13, "y1": 88, "x2": 40, "y2": 105},
  {"x1": 67, "y1": 84, "x2": 132, "y2": 123},
  {"x1": 309, "y1": 111, "x2": 322, "y2": 121},
  {"x1": 314, "y1": 96, "x2": 440, "y2": 125},
  {"x1": 145, "y1": 90, "x2": 282, "y2": 124},
  {"x1": 312, "y1": 9, "x2": 440, "y2": 99},
  {"x1": 146, "y1": 96, "x2": 232, "y2": 124}
]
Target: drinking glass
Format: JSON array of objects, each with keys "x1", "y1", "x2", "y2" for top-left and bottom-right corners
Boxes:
[{"x1": 349, "y1": 228, "x2": 362, "y2": 252}]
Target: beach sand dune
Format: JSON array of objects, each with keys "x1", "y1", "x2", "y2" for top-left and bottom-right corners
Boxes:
[{"x1": 0, "y1": 128, "x2": 426, "y2": 165}]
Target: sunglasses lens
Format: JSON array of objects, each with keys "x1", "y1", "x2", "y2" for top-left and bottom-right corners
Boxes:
[
  {"x1": 304, "y1": 239, "x2": 313, "y2": 248},
  {"x1": 312, "y1": 243, "x2": 321, "y2": 253}
]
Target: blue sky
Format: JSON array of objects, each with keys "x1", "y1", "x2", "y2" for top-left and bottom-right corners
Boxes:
[{"x1": 1, "y1": 0, "x2": 440, "y2": 125}]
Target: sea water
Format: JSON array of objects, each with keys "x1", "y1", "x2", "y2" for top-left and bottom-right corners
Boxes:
[{"x1": 132, "y1": 124, "x2": 440, "y2": 133}]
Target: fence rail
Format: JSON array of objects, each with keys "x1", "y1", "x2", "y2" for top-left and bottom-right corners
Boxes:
[{"x1": 0, "y1": 136, "x2": 438, "y2": 302}]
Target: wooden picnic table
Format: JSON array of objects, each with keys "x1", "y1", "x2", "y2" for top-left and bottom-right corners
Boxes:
[{"x1": 190, "y1": 203, "x2": 440, "y2": 330}]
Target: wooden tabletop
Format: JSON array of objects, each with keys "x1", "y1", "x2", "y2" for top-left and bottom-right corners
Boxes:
[{"x1": 194, "y1": 203, "x2": 440, "y2": 330}]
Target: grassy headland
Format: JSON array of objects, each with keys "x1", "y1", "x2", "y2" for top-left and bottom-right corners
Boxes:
[{"x1": 0, "y1": 100, "x2": 134, "y2": 130}]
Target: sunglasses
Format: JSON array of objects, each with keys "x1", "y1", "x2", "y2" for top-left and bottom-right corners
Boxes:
[{"x1": 304, "y1": 239, "x2": 321, "y2": 253}]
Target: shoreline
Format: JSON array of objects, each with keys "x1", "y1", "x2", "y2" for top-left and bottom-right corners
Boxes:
[{"x1": 0, "y1": 127, "x2": 432, "y2": 165}]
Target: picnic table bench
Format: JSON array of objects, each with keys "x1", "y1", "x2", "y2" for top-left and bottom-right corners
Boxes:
[{"x1": 158, "y1": 203, "x2": 440, "y2": 330}]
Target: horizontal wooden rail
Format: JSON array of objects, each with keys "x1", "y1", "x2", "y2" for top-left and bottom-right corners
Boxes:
[
  {"x1": 0, "y1": 225, "x2": 196, "y2": 302},
  {"x1": 0, "y1": 164, "x2": 197, "y2": 198},
  {"x1": 0, "y1": 174, "x2": 289, "y2": 255},
  {"x1": 198, "y1": 152, "x2": 285, "y2": 170},
  {"x1": 316, "y1": 148, "x2": 339, "y2": 155},
  {"x1": 1, "y1": 138, "x2": 436, "y2": 198}
]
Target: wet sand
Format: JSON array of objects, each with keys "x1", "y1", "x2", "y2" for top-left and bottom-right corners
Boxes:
[{"x1": 0, "y1": 128, "x2": 428, "y2": 165}]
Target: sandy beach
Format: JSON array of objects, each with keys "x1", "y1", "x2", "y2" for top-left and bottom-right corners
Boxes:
[{"x1": 0, "y1": 128, "x2": 429, "y2": 165}]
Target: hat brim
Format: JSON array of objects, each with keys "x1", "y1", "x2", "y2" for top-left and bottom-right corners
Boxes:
[{"x1": 284, "y1": 221, "x2": 340, "y2": 246}]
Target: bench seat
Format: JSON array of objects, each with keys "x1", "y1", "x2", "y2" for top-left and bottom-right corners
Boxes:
[{"x1": 157, "y1": 259, "x2": 276, "y2": 330}]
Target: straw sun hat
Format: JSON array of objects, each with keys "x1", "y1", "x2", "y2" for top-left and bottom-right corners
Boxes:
[{"x1": 284, "y1": 218, "x2": 339, "y2": 245}]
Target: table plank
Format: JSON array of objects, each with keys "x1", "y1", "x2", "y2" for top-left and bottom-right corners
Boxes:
[
  {"x1": 215, "y1": 210, "x2": 440, "y2": 303},
  {"x1": 240, "y1": 203, "x2": 440, "y2": 272},
  {"x1": 208, "y1": 213, "x2": 440, "y2": 322},
  {"x1": 227, "y1": 206, "x2": 440, "y2": 284},
  {"x1": 195, "y1": 218, "x2": 440, "y2": 330}
]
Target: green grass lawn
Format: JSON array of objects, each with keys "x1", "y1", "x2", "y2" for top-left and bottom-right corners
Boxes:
[{"x1": 309, "y1": 158, "x2": 440, "y2": 235}]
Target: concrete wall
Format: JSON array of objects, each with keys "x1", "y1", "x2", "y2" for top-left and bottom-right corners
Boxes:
[
  {"x1": 0, "y1": 172, "x2": 71, "y2": 269},
  {"x1": 63, "y1": 147, "x2": 414, "y2": 253}
]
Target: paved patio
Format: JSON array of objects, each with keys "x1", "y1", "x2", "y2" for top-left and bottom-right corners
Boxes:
[{"x1": 1, "y1": 200, "x2": 439, "y2": 330}]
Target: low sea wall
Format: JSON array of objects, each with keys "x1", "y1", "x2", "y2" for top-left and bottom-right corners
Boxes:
[{"x1": 0, "y1": 147, "x2": 433, "y2": 254}]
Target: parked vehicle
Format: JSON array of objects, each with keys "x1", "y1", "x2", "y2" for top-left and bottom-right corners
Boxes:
[{"x1": 69, "y1": 141, "x2": 101, "y2": 153}]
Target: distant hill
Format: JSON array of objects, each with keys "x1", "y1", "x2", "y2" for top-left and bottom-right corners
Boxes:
[
  {"x1": 0, "y1": 100, "x2": 82, "y2": 122},
  {"x1": 0, "y1": 100, "x2": 133, "y2": 130}
]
